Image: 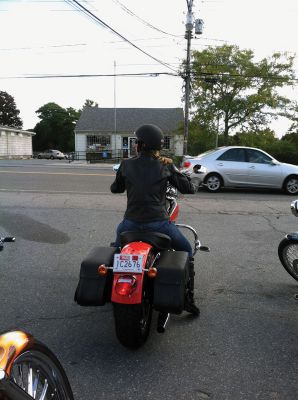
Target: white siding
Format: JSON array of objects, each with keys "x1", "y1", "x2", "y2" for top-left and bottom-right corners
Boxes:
[
  {"x1": 174, "y1": 135, "x2": 184, "y2": 156},
  {"x1": 115, "y1": 135, "x2": 122, "y2": 150},
  {"x1": 0, "y1": 132, "x2": 32, "y2": 157},
  {"x1": 75, "y1": 133, "x2": 87, "y2": 159},
  {"x1": 74, "y1": 132, "x2": 184, "y2": 158},
  {"x1": 0, "y1": 133, "x2": 8, "y2": 156}
]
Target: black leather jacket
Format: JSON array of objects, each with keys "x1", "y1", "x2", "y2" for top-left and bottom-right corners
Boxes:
[{"x1": 110, "y1": 153, "x2": 195, "y2": 223}]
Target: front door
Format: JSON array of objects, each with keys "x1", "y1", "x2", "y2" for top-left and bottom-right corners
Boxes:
[
  {"x1": 122, "y1": 137, "x2": 137, "y2": 158},
  {"x1": 245, "y1": 148, "x2": 283, "y2": 187},
  {"x1": 215, "y1": 148, "x2": 248, "y2": 185},
  {"x1": 129, "y1": 137, "x2": 136, "y2": 157}
]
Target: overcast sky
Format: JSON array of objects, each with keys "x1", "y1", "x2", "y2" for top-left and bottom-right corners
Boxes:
[{"x1": 0, "y1": 0, "x2": 297, "y2": 135}]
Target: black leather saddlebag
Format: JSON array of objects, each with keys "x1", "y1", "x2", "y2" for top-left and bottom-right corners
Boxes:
[
  {"x1": 153, "y1": 251, "x2": 189, "y2": 314},
  {"x1": 74, "y1": 247, "x2": 117, "y2": 306}
]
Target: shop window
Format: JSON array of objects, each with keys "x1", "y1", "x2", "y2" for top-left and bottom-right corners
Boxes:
[
  {"x1": 163, "y1": 136, "x2": 171, "y2": 150},
  {"x1": 87, "y1": 135, "x2": 111, "y2": 150}
]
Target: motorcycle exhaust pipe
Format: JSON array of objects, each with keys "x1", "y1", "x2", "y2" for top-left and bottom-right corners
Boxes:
[{"x1": 157, "y1": 312, "x2": 170, "y2": 333}]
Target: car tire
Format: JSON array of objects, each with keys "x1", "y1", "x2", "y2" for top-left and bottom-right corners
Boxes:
[
  {"x1": 50, "y1": 155, "x2": 54, "y2": 160},
  {"x1": 284, "y1": 175, "x2": 298, "y2": 195},
  {"x1": 205, "y1": 173, "x2": 222, "y2": 193},
  {"x1": 37, "y1": 155, "x2": 42, "y2": 159}
]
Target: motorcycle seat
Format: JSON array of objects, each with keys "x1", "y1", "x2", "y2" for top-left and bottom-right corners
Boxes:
[{"x1": 120, "y1": 231, "x2": 172, "y2": 251}]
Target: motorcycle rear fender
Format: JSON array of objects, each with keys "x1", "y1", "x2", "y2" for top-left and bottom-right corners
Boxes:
[
  {"x1": 0, "y1": 331, "x2": 34, "y2": 375},
  {"x1": 286, "y1": 232, "x2": 298, "y2": 241},
  {"x1": 111, "y1": 242, "x2": 152, "y2": 304}
]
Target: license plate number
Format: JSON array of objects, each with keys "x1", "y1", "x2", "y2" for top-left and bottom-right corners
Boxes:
[{"x1": 113, "y1": 254, "x2": 143, "y2": 273}]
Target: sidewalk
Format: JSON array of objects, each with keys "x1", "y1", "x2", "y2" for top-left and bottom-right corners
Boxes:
[
  {"x1": 0, "y1": 158, "x2": 117, "y2": 170},
  {"x1": 60, "y1": 160, "x2": 116, "y2": 169}
]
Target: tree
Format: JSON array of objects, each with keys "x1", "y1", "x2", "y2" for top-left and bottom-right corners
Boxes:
[
  {"x1": 32, "y1": 103, "x2": 80, "y2": 152},
  {"x1": 187, "y1": 118, "x2": 217, "y2": 155},
  {"x1": 188, "y1": 45, "x2": 295, "y2": 144},
  {"x1": 82, "y1": 99, "x2": 99, "y2": 109},
  {"x1": 0, "y1": 90, "x2": 23, "y2": 128},
  {"x1": 232, "y1": 128, "x2": 278, "y2": 148}
]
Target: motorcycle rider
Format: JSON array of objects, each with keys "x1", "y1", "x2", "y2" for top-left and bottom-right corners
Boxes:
[{"x1": 110, "y1": 124, "x2": 199, "y2": 316}]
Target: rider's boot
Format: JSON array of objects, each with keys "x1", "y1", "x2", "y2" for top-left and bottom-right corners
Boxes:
[{"x1": 184, "y1": 257, "x2": 200, "y2": 317}]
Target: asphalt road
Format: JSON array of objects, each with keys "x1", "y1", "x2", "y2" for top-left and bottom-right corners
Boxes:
[{"x1": 1, "y1": 160, "x2": 298, "y2": 400}]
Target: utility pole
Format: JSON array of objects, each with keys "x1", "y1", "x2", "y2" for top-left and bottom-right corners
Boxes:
[
  {"x1": 183, "y1": 1, "x2": 203, "y2": 155},
  {"x1": 183, "y1": 0, "x2": 193, "y2": 156}
]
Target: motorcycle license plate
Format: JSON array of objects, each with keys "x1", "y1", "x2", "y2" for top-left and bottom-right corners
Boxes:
[{"x1": 113, "y1": 254, "x2": 143, "y2": 273}]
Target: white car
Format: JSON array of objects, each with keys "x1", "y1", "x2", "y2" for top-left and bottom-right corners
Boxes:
[
  {"x1": 181, "y1": 146, "x2": 298, "y2": 195},
  {"x1": 37, "y1": 149, "x2": 66, "y2": 160}
]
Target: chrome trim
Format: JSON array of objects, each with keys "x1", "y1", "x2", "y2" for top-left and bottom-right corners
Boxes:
[{"x1": 176, "y1": 223, "x2": 210, "y2": 255}]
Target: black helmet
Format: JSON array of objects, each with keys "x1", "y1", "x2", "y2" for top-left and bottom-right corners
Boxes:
[{"x1": 135, "y1": 124, "x2": 164, "y2": 150}]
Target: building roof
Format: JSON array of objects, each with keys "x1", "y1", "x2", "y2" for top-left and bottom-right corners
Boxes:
[
  {"x1": 75, "y1": 107, "x2": 184, "y2": 134},
  {"x1": 0, "y1": 124, "x2": 35, "y2": 136}
]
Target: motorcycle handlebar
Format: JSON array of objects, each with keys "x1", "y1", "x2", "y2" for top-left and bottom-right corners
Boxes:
[
  {"x1": 2, "y1": 237, "x2": 15, "y2": 243},
  {"x1": 0, "y1": 237, "x2": 15, "y2": 251}
]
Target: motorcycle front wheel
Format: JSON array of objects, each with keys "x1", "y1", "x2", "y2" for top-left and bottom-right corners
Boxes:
[
  {"x1": 278, "y1": 237, "x2": 298, "y2": 281},
  {"x1": 9, "y1": 341, "x2": 74, "y2": 400},
  {"x1": 113, "y1": 299, "x2": 152, "y2": 349}
]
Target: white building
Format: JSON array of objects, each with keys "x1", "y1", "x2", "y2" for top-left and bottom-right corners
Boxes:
[
  {"x1": 0, "y1": 125, "x2": 35, "y2": 158},
  {"x1": 74, "y1": 107, "x2": 184, "y2": 161}
]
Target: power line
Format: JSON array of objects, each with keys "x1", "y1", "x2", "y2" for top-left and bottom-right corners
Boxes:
[
  {"x1": 64, "y1": 0, "x2": 178, "y2": 73},
  {"x1": 111, "y1": 0, "x2": 181, "y2": 38},
  {"x1": 0, "y1": 72, "x2": 178, "y2": 79},
  {"x1": 0, "y1": 43, "x2": 86, "y2": 51},
  {"x1": 191, "y1": 71, "x2": 298, "y2": 82}
]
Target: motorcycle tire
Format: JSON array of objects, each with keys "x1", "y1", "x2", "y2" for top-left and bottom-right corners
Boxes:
[
  {"x1": 278, "y1": 237, "x2": 298, "y2": 281},
  {"x1": 8, "y1": 340, "x2": 74, "y2": 400},
  {"x1": 113, "y1": 300, "x2": 152, "y2": 349}
]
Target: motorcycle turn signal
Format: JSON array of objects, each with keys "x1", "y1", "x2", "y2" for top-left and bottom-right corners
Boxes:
[
  {"x1": 147, "y1": 267, "x2": 157, "y2": 278},
  {"x1": 98, "y1": 264, "x2": 108, "y2": 276}
]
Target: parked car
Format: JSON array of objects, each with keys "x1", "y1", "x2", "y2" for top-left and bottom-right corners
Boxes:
[
  {"x1": 181, "y1": 146, "x2": 298, "y2": 195},
  {"x1": 37, "y1": 149, "x2": 66, "y2": 160}
]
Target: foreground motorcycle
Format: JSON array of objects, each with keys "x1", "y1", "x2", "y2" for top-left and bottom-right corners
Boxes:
[
  {"x1": 75, "y1": 185, "x2": 209, "y2": 349},
  {"x1": 0, "y1": 237, "x2": 74, "y2": 400},
  {"x1": 278, "y1": 199, "x2": 298, "y2": 281},
  {"x1": 0, "y1": 331, "x2": 74, "y2": 400}
]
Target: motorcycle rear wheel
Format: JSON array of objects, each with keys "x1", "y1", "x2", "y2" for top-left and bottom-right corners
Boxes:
[
  {"x1": 278, "y1": 237, "x2": 298, "y2": 281},
  {"x1": 9, "y1": 341, "x2": 74, "y2": 400},
  {"x1": 113, "y1": 299, "x2": 152, "y2": 349}
]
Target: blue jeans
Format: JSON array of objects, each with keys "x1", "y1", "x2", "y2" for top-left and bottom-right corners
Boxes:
[{"x1": 114, "y1": 219, "x2": 192, "y2": 257}]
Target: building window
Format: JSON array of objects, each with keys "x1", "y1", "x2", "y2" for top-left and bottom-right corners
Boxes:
[
  {"x1": 87, "y1": 135, "x2": 111, "y2": 150},
  {"x1": 163, "y1": 136, "x2": 171, "y2": 150}
]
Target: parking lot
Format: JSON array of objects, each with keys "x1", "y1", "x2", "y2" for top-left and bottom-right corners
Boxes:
[{"x1": 1, "y1": 160, "x2": 298, "y2": 400}]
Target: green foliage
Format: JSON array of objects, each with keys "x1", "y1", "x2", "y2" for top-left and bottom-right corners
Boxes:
[
  {"x1": 82, "y1": 99, "x2": 99, "y2": 109},
  {"x1": 0, "y1": 90, "x2": 23, "y2": 128},
  {"x1": 282, "y1": 131, "x2": 298, "y2": 145},
  {"x1": 188, "y1": 45, "x2": 295, "y2": 143},
  {"x1": 231, "y1": 128, "x2": 278, "y2": 148},
  {"x1": 263, "y1": 140, "x2": 298, "y2": 165},
  {"x1": 187, "y1": 120, "x2": 217, "y2": 155},
  {"x1": 32, "y1": 103, "x2": 80, "y2": 152}
]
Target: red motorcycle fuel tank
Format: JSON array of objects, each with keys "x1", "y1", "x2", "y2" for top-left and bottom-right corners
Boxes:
[{"x1": 111, "y1": 242, "x2": 152, "y2": 304}]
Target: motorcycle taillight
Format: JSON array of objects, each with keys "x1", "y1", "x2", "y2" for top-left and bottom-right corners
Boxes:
[
  {"x1": 115, "y1": 275, "x2": 137, "y2": 296},
  {"x1": 183, "y1": 161, "x2": 191, "y2": 168}
]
